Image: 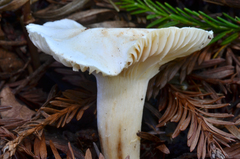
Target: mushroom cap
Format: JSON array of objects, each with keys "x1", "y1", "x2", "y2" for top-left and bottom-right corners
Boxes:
[{"x1": 27, "y1": 19, "x2": 213, "y2": 76}]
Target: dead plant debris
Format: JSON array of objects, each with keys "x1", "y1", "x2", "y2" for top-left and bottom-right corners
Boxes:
[{"x1": 0, "y1": 0, "x2": 239, "y2": 159}]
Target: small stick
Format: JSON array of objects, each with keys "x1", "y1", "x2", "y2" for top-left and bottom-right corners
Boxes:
[
  {"x1": 0, "y1": 40, "x2": 27, "y2": 46},
  {"x1": 13, "y1": 58, "x2": 54, "y2": 95}
]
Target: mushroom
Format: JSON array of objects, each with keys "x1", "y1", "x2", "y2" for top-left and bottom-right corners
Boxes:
[{"x1": 26, "y1": 19, "x2": 213, "y2": 159}]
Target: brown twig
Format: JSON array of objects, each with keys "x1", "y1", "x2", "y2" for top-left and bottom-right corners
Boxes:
[
  {"x1": 33, "y1": 0, "x2": 90, "y2": 19},
  {"x1": 0, "y1": 40, "x2": 27, "y2": 46},
  {"x1": 13, "y1": 57, "x2": 54, "y2": 95},
  {"x1": 20, "y1": 19, "x2": 40, "y2": 70},
  {"x1": 22, "y1": 0, "x2": 35, "y2": 24},
  {"x1": 227, "y1": 48, "x2": 240, "y2": 67}
]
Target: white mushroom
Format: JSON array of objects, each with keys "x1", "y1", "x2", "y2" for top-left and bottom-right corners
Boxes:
[{"x1": 26, "y1": 19, "x2": 213, "y2": 159}]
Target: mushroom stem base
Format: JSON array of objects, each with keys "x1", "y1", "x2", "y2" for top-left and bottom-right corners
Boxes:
[{"x1": 96, "y1": 75, "x2": 149, "y2": 159}]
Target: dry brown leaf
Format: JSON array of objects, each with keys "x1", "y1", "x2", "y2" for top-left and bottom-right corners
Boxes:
[
  {"x1": 155, "y1": 69, "x2": 169, "y2": 89},
  {"x1": 187, "y1": 98, "x2": 228, "y2": 109},
  {"x1": 171, "y1": 99, "x2": 183, "y2": 122},
  {"x1": 0, "y1": 105, "x2": 12, "y2": 112},
  {"x1": 187, "y1": 52, "x2": 200, "y2": 75},
  {"x1": 67, "y1": 142, "x2": 75, "y2": 159},
  {"x1": 34, "y1": 137, "x2": 41, "y2": 158},
  {"x1": 196, "y1": 65, "x2": 234, "y2": 79},
  {"x1": 156, "y1": 144, "x2": 170, "y2": 154},
  {"x1": 85, "y1": 149, "x2": 92, "y2": 159},
  {"x1": 39, "y1": 133, "x2": 47, "y2": 159},
  {"x1": 99, "y1": 153, "x2": 105, "y2": 159},
  {"x1": 157, "y1": 94, "x2": 178, "y2": 127},
  {"x1": 49, "y1": 140, "x2": 62, "y2": 159},
  {"x1": 190, "y1": 120, "x2": 202, "y2": 152},
  {"x1": 213, "y1": 135, "x2": 231, "y2": 147},
  {"x1": 189, "y1": 96, "x2": 224, "y2": 104},
  {"x1": 188, "y1": 132, "x2": 196, "y2": 148},
  {"x1": 204, "y1": 117, "x2": 235, "y2": 125},
  {"x1": 172, "y1": 104, "x2": 188, "y2": 138},
  {"x1": 50, "y1": 100, "x2": 73, "y2": 107},
  {"x1": 0, "y1": 86, "x2": 35, "y2": 120},
  {"x1": 66, "y1": 108, "x2": 78, "y2": 123},
  {"x1": 76, "y1": 104, "x2": 92, "y2": 120},
  {"x1": 201, "y1": 132, "x2": 208, "y2": 159},
  {"x1": 3, "y1": 121, "x2": 27, "y2": 130},
  {"x1": 204, "y1": 50, "x2": 212, "y2": 61},
  {"x1": 0, "y1": 118, "x2": 24, "y2": 126},
  {"x1": 62, "y1": 111, "x2": 71, "y2": 127},
  {"x1": 196, "y1": 109, "x2": 234, "y2": 118},
  {"x1": 193, "y1": 58, "x2": 225, "y2": 70},
  {"x1": 187, "y1": 110, "x2": 197, "y2": 139},
  {"x1": 203, "y1": 118, "x2": 235, "y2": 139},
  {"x1": 57, "y1": 116, "x2": 64, "y2": 128},
  {"x1": 225, "y1": 125, "x2": 240, "y2": 140},
  {"x1": 158, "y1": 92, "x2": 173, "y2": 124},
  {"x1": 179, "y1": 111, "x2": 191, "y2": 131},
  {"x1": 197, "y1": 131, "x2": 204, "y2": 159},
  {"x1": 198, "y1": 46, "x2": 210, "y2": 65},
  {"x1": 211, "y1": 139, "x2": 228, "y2": 158}
]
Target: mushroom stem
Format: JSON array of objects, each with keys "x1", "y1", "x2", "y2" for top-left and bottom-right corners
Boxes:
[
  {"x1": 95, "y1": 70, "x2": 155, "y2": 159},
  {"x1": 95, "y1": 74, "x2": 150, "y2": 159}
]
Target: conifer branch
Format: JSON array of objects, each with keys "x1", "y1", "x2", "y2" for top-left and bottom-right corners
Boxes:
[{"x1": 117, "y1": 0, "x2": 240, "y2": 45}]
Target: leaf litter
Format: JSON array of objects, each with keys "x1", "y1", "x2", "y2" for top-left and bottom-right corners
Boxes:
[{"x1": 0, "y1": 0, "x2": 240, "y2": 159}]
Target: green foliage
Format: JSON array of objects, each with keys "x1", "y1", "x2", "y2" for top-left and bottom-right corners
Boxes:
[{"x1": 116, "y1": 0, "x2": 240, "y2": 45}]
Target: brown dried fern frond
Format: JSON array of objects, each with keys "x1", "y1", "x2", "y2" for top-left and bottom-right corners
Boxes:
[
  {"x1": 147, "y1": 45, "x2": 240, "y2": 100},
  {"x1": 147, "y1": 51, "x2": 206, "y2": 99},
  {"x1": 2, "y1": 86, "x2": 96, "y2": 158},
  {"x1": 156, "y1": 84, "x2": 235, "y2": 159}
]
